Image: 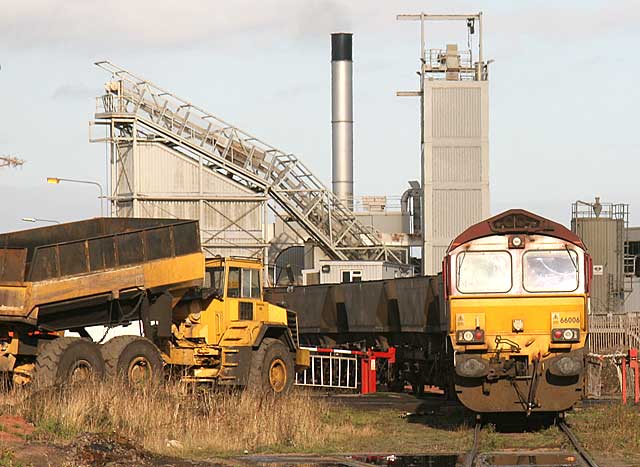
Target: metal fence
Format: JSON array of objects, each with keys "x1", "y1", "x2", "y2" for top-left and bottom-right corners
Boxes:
[
  {"x1": 588, "y1": 313, "x2": 640, "y2": 353},
  {"x1": 295, "y1": 349, "x2": 359, "y2": 390}
]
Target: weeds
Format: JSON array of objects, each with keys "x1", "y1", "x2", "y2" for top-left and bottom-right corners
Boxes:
[
  {"x1": 0, "y1": 380, "x2": 634, "y2": 461},
  {"x1": 0, "y1": 381, "x2": 376, "y2": 456}
]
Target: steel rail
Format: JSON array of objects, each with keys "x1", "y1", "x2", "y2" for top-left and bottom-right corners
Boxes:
[
  {"x1": 558, "y1": 421, "x2": 598, "y2": 467},
  {"x1": 463, "y1": 421, "x2": 481, "y2": 467}
]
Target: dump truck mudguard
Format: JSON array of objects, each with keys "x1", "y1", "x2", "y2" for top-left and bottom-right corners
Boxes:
[{"x1": 254, "y1": 324, "x2": 296, "y2": 352}]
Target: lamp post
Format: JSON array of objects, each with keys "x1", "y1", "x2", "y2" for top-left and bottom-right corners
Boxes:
[
  {"x1": 47, "y1": 177, "x2": 105, "y2": 217},
  {"x1": 21, "y1": 217, "x2": 60, "y2": 224}
]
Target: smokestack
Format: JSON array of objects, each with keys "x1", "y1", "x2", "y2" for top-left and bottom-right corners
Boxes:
[{"x1": 331, "y1": 33, "x2": 353, "y2": 210}]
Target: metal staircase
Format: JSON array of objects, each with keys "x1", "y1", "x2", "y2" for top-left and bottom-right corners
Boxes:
[{"x1": 93, "y1": 61, "x2": 404, "y2": 263}]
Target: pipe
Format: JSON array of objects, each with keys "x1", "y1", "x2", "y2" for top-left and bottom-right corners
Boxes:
[{"x1": 331, "y1": 33, "x2": 354, "y2": 210}]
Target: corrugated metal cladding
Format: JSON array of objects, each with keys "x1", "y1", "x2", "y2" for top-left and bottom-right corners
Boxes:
[
  {"x1": 203, "y1": 246, "x2": 262, "y2": 258},
  {"x1": 432, "y1": 190, "x2": 482, "y2": 238},
  {"x1": 138, "y1": 200, "x2": 198, "y2": 219},
  {"x1": 432, "y1": 146, "x2": 482, "y2": 182},
  {"x1": 624, "y1": 278, "x2": 640, "y2": 313},
  {"x1": 113, "y1": 142, "x2": 266, "y2": 259},
  {"x1": 353, "y1": 212, "x2": 405, "y2": 235},
  {"x1": 115, "y1": 143, "x2": 134, "y2": 196},
  {"x1": 317, "y1": 261, "x2": 410, "y2": 284},
  {"x1": 422, "y1": 80, "x2": 490, "y2": 275},
  {"x1": 432, "y1": 87, "x2": 481, "y2": 138},
  {"x1": 114, "y1": 201, "x2": 133, "y2": 217},
  {"x1": 134, "y1": 143, "x2": 252, "y2": 195},
  {"x1": 573, "y1": 217, "x2": 624, "y2": 313}
]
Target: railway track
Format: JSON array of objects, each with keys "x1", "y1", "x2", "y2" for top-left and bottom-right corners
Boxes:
[
  {"x1": 463, "y1": 417, "x2": 598, "y2": 467},
  {"x1": 558, "y1": 420, "x2": 598, "y2": 467},
  {"x1": 462, "y1": 421, "x2": 481, "y2": 467}
]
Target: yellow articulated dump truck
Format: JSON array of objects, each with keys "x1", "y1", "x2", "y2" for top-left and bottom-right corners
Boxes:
[{"x1": 0, "y1": 218, "x2": 308, "y2": 392}]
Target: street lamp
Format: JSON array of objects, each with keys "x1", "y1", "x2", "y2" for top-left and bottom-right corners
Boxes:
[
  {"x1": 21, "y1": 217, "x2": 60, "y2": 224},
  {"x1": 47, "y1": 177, "x2": 105, "y2": 216}
]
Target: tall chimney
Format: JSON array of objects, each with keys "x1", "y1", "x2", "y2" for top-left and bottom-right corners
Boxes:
[{"x1": 331, "y1": 33, "x2": 354, "y2": 210}]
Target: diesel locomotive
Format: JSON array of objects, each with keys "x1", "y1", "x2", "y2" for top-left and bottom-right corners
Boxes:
[
  {"x1": 445, "y1": 209, "x2": 590, "y2": 414},
  {"x1": 267, "y1": 209, "x2": 590, "y2": 415}
]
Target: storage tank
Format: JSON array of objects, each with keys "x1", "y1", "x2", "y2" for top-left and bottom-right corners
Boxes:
[{"x1": 571, "y1": 198, "x2": 629, "y2": 314}]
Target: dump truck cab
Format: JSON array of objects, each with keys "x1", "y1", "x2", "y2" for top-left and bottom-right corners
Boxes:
[
  {"x1": 202, "y1": 257, "x2": 292, "y2": 345},
  {"x1": 168, "y1": 256, "x2": 308, "y2": 392}
]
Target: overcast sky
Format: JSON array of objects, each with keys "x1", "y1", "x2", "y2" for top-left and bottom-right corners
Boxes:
[{"x1": 1, "y1": 0, "x2": 639, "y2": 232}]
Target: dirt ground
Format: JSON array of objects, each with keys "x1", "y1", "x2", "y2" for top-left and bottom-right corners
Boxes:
[{"x1": 0, "y1": 418, "x2": 228, "y2": 467}]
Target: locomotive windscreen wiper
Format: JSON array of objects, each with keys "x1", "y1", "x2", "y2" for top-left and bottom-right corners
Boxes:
[{"x1": 565, "y1": 245, "x2": 578, "y2": 272}]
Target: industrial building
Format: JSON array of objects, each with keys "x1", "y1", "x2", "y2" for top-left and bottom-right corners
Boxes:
[
  {"x1": 571, "y1": 198, "x2": 633, "y2": 315},
  {"x1": 398, "y1": 13, "x2": 491, "y2": 275},
  {"x1": 90, "y1": 13, "x2": 490, "y2": 284}
]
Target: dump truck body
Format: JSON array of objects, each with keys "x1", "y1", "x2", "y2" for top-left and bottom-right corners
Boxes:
[{"x1": 0, "y1": 218, "x2": 203, "y2": 329}]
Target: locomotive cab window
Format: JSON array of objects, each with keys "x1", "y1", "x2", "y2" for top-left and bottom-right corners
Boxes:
[
  {"x1": 523, "y1": 249, "x2": 579, "y2": 293},
  {"x1": 456, "y1": 251, "x2": 512, "y2": 293}
]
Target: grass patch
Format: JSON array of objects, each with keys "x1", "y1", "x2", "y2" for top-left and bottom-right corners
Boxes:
[
  {"x1": 0, "y1": 380, "x2": 361, "y2": 456},
  {"x1": 0, "y1": 381, "x2": 476, "y2": 457},
  {"x1": 0, "y1": 448, "x2": 24, "y2": 467},
  {"x1": 570, "y1": 403, "x2": 640, "y2": 460},
  {"x1": 0, "y1": 381, "x2": 636, "y2": 462}
]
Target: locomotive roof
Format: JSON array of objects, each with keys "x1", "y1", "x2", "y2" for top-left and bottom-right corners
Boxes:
[{"x1": 448, "y1": 209, "x2": 586, "y2": 251}]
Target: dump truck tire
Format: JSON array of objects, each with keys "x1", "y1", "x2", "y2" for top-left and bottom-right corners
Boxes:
[
  {"x1": 248, "y1": 338, "x2": 295, "y2": 394},
  {"x1": 101, "y1": 336, "x2": 164, "y2": 385},
  {"x1": 34, "y1": 337, "x2": 105, "y2": 387}
]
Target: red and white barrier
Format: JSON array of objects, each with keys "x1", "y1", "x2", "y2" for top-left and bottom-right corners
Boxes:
[
  {"x1": 589, "y1": 348, "x2": 640, "y2": 404},
  {"x1": 297, "y1": 346, "x2": 396, "y2": 394}
]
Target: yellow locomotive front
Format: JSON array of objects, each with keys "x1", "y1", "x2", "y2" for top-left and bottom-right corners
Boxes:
[{"x1": 444, "y1": 210, "x2": 591, "y2": 414}]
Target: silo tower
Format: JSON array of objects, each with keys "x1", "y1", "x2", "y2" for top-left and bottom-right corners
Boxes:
[
  {"x1": 398, "y1": 13, "x2": 491, "y2": 275},
  {"x1": 572, "y1": 198, "x2": 630, "y2": 314}
]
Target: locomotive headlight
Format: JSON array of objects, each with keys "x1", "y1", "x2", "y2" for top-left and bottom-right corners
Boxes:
[
  {"x1": 512, "y1": 319, "x2": 524, "y2": 332},
  {"x1": 509, "y1": 235, "x2": 525, "y2": 249},
  {"x1": 551, "y1": 328, "x2": 580, "y2": 343},
  {"x1": 457, "y1": 329, "x2": 485, "y2": 344},
  {"x1": 549, "y1": 355, "x2": 583, "y2": 377},
  {"x1": 456, "y1": 356, "x2": 490, "y2": 378}
]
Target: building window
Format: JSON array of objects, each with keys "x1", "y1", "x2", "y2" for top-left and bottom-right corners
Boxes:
[
  {"x1": 627, "y1": 241, "x2": 640, "y2": 256},
  {"x1": 341, "y1": 270, "x2": 363, "y2": 283}
]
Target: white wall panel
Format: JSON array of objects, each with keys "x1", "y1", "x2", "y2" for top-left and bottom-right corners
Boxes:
[
  {"x1": 422, "y1": 79, "x2": 490, "y2": 275},
  {"x1": 113, "y1": 141, "x2": 266, "y2": 259}
]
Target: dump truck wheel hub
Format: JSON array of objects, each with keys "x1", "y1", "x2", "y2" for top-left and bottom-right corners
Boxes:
[
  {"x1": 269, "y1": 358, "x2": 287, "y2": 392},
  {"x1": 69, "y1": 360, "x2": 93, "y2": 384},
  {"x1": 127, "y1": 356, "x2": 152, "y2": 384}
]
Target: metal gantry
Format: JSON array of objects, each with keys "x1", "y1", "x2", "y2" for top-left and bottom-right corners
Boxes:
[
  {"x1": 92, "y1": 61, "x2": 405, "y2": 263},
  {"x1": 0, "y1": 156, "x2": 24, "y2": 169}
]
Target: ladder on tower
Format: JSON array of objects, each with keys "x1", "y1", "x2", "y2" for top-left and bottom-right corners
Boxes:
[{"x1": 93, "y1": 61, "x2": 404, "y2": 263}]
